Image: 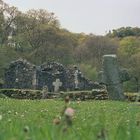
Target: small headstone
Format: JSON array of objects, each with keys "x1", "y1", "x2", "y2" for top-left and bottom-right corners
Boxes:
[
  {"x1": 53, "y1": 79, "x2": 62, "y2": 93},
  {"x1": 15, "y1": 78, "x2": 19, "y2": 83},
  {"x1": 42, "y1": 85, "x2": 48, "y2": 99}
]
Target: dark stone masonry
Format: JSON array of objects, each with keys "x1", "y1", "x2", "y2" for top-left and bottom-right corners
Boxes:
[
  {"x1": 4, "y1": 59, "x2": 102, "y2": 92},
  {"x1": 4, "y1": 59, "x2": 36, "y2": 89},
  {"x1": 36, "y1": 62, "x2": 68, "y2": 92}
]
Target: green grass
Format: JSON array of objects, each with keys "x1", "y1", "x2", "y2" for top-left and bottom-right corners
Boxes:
[{"x1": 0, "y1": 99, "x2": 140, "y2": 140}]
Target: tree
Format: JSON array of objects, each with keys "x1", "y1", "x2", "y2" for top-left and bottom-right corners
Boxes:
[
  {"x1": 26, "y1": 9, "x2": 60, "y2": 27},
  {"x1": 130, "y1": 53, "x2": 140, "y2": 92},
  {"x1": 107, "y1": 27, "x2": 140, "y2": 38},
  {"x1": 74, "y1": 35, "x2": 118, "y2": 68},
  {"x1": 28, "y1": 28, "x2": 74, "y2": 65},
  {"x1": 0, "y1": 0, "x2": 20, "y2": 45},
  {"x1": 118, "y1": 37, "x2": 140, "y2": 67},
  {"x1": 119, "y1": 37, "x2": 140, "y2": 56},
  {"x1": 12, "y1": 9, "x2": 60, "y2": 50},
  {"x1": 118, "y1": 37, "x2": 140, "y2": 92}
]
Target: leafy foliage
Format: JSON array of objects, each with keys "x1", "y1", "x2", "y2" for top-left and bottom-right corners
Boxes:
[
  {"x1": 107, "y1": 27, "x2": 140, "y2": 38},
  {"x1": 78, "y1": 64, "x2": 98, "y2": 80}
]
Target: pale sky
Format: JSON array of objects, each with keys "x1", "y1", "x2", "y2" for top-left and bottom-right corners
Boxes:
[{"x1": 4, "y1": 0, "x2": 140, "y2": 35}]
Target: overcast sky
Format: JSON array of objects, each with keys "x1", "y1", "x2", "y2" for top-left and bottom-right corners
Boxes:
[{"x1": 5, "y1": 0, "x2": 140, "y2": 35}]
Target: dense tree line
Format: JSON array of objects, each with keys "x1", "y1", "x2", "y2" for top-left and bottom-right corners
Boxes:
[
  {"x1": 107, "y1": 27, "x2": 140, "y2": 38},
  {"x1": 0, "y1": 0, "x2": 140, "y2": 91}
]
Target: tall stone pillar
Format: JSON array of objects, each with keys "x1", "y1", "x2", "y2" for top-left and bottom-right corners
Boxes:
[{"x1": 99, "y1": 55, "x2": 125, "y2": 100}]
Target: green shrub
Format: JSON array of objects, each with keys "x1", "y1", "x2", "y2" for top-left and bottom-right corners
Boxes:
[
  {"x1": 79, "y1": 63, "x2": 98, "y2": 81},
  {"x1": 123, "y1": 79, "x2": 139, "y2": 92}
]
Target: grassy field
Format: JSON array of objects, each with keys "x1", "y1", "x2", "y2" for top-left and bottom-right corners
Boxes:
[{"x1": 0, "y1": 99, "x2": 140, "y2": 140}]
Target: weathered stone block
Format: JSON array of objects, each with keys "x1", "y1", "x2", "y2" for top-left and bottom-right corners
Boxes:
[{"x1": 99, "y1": 55, "x2": 129, "y2": 100}]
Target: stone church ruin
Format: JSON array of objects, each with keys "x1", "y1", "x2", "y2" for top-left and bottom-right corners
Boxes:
[{"x1": 4, "y1": 59, "x2": 102, "y2": 92}]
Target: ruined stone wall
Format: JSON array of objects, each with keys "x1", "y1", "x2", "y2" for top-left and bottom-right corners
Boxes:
[
  {"x1": 4, "y1": 59, "x2": 36, "y2": 89},
  {"x1": 4, "y1": 60, "x2": 103, "y2": 91},
  {"x1": 37, "y1": 62, "x2": 68, "y2": 92},
  {"x1": 67, "y1": 66, "x2": 102, "y2": 91}
]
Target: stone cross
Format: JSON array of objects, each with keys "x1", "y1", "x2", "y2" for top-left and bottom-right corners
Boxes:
[
  {"x1": 74, "y1": 70, "x2": 79, "y2": 89},
  {"x1": 99, "y1": 55, "x2": 129, "y2": 100},
  {"x1": 53, "y1": 79, "x2": 62, "y2": 93},
  {"x1": 15, "y1": 78, "x2": 19, "y2": 83}
]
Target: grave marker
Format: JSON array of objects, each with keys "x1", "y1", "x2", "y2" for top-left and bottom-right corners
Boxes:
[{"x1": 53, "y1": 79, "x2": 62, "y2": 93}]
